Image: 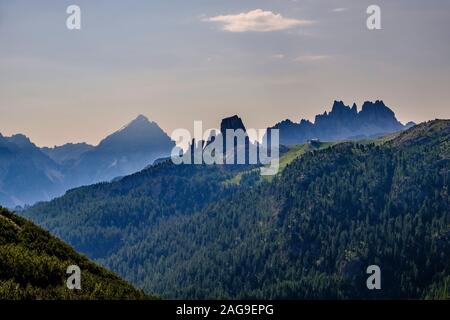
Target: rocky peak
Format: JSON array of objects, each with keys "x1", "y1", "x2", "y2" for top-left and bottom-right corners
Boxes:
[
  {"x1": 124, "y1": 115, "x2": 153, "y2": 129},
  {"x1": 360, "y1": 100, "x2": 395, "y2": 119},
  {"x1": 330, "y1": 100, "x2": 357, "y2": 117},
  {"x1": 7, "y1": 134, "x2": 36, "y2": 149},
  {"x1": 97, "y1": 115, "x2": 174, "y2": 153},
  {"x1": 270, "y1": 100, "x2": 410, "y2": 145},
  {"x1": 220, "y1": 115, "x2": 246, "y2": 135},
  {"x1": 331, "y1": 100, "x2": 348, "y2": 113}
]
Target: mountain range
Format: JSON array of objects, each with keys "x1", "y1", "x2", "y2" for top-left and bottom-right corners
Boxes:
[
  {"x1": 0, "y1": 133, "x2": 66, "y2": 208},
  {"x1": 0, "y1": 115, "x2": 174, "y2": 208},
  {"x1": 21, "y1": 119, "x2": 450, "y2": 299},
  {"x1": 0, "y1": 101, "x2": 412, "y2": 208},
  {"x1": 271, "y1": 100, "x2": 415, "y2": 145}
]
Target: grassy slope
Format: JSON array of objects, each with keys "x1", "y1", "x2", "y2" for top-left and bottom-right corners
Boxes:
[
  {"x1": 277, "y1": 141, "x2": 336, "y2": 172},
  {"x1": 224, "y1": 141, "x2": 337, "y2": 185}
]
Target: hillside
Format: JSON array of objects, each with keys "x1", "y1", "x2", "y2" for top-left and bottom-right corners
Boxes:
[
  {"x1": 22, "y1": 120, "x2": 450, "y2": 299},
  {"x1": 0, "y1": 207, "x2": 152, "y2": 299}
]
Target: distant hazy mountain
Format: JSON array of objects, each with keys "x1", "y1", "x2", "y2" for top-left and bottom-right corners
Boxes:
[
  {"x1": 42, "y1": 143, "x2": 94, "y2": 166},
  {"x1": 66, "y1": 115, "x2": 175, "y2": 186},
  {"x1": 0, "y1": 115, "x2": 175, "y2": 208},
  {"x1": 0, "y1": 133, "x2": 64, "y2": 208},
  {"x1": 23, "y1": 120, "x2": 450, "y2": 299},
  {"x1": 0, "y1": 106, "x2": 414, "y2": 208},
  {"x1": 270, "y1": 100, "x2": 415, "y2": 146}
]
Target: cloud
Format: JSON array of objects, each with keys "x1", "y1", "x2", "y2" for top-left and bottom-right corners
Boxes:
[
  {"x1": 332, "y1": 8, "x2": 348, "y2": 13},
  {"x1": 272, "y1": 53, "x2": 286, "y2": 59},
  {"x1": 294, "y1": 55, "x2": 332, "y2": 62},
  {"x1": 205, "y1": 9, "x2": 313, "y2": 32}
]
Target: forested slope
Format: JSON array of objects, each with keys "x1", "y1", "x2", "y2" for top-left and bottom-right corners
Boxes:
[
  {"x1": 23, "y1": 120, "x2": 450, "y2": 299},
  {"x1": 0, "y1": 207, "x2": 152, "y2": 299}
]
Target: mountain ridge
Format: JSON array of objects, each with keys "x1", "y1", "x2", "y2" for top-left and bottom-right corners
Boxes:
[
  {"x1": 271, "y1": 100, "x2": 414, "y2": 145},
  {"x1": 0, "y1": 115, "x2": 175, "y2": 208},
  {"x1": 0, "y1": 103, "x2": 416, "y2": 208},
  {"x1": 22, "y1": 119, "x2": 450, "y2": 299}
]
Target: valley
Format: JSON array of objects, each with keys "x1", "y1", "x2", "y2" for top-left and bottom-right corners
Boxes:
[{"x1": 19, "y1": 120, "x2": 450, "y2": 299}]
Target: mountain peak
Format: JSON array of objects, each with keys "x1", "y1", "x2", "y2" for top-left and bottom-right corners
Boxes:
[
  {"x1": 114, "y1": 115, "x2": 156, "y2": 134},
  {"x1": 360, "y1": 100, "x2": 395, "y2": 119},
  {"x1": 220, "y1": 115, "x2": 246, "y2": 134},
  {"x1": 271, "y1": 100, "x2": 410, "y2": 145},
  {"x1": 134, "y1": 114, "x2": 149, "y2": 122},
  {"x1": 330, "y1": 100, "x2": 357, "y2": 116},
  {"x1": 331, "y1": 100, "x2": 348, "y2": 112},
  {"x1": 361, "y1": 100, "x2": 387, "y2": 110},
  {"x1": 97, "y1": 115, "x2": 174, "y2": 156},
  {"x1": 405, "y1": 121, "x2": 416, "y2": 129},
  {"x1": 8, "y1": 134, "x2": 36, "y2": 149},
  {"x1": 127, "y1": 114, "x2": 151, "y2": 127}
]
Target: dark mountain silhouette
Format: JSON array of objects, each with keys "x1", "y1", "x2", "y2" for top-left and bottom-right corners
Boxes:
[
  {"x1": 188, "y1": 115, "x2": 259, "y2": 165},
  {"x1": 270, "y1": 100, "x2": 414, "y2": 145},
  {"x1": 220, "y1": 115, "x2": 251, "y2": 163},
  {"x1": 0, "y1": 115, "x2": 175, "y2": 208},
  {"x1": 220, "y1": 115, "x2": 247, "y2": 134}
]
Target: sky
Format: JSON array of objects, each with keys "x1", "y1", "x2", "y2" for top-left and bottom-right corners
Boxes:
[{"x1": 1, "y1": 0, "x2": 449, "y2": 147}]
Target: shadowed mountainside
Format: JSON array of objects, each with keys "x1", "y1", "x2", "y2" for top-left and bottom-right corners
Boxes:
[{"x1": 23, "y1": 120, "x2": 449, "y2": 299}]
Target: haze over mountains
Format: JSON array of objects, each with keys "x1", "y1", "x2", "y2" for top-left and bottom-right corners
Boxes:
[
  {"x1": 0, "y1": 115, "x2": 174, "y2": 208},
  {"x1": 0, "y1": 101, "x2": 412, "y2": 208},
  {"x1": 1, "y1": 102, "x2": 448, "y2": 299},
  {"x1": 22, "y1": 120, "x2": 450, "y2": 299},
  {"x1": 42, "y1": 143, "x2": 94, "y2": 165},
  {"x1": 0, "y1": 133, "x2": 66, "y2": 208},
  {"x1": 62, "y1": 115, "x2": 175, "y2": 187}
]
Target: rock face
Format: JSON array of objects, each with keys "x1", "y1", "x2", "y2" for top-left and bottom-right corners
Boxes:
[
  {"x1": 188, "y1": 115, "x2": 256, "y2": 165},
  {"x1": 270, "y1": 100, "x2": 413, "y2": 146},
  {"x1": 220, "y1": 115, "x2": 251, "y2": 164},
  {"x1": 220, "y1": 115, "x2": 247, "y2": 135}
]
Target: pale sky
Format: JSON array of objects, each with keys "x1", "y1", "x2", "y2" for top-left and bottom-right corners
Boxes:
[{"x1": 1, "y1": 0, "x2": 449, "y2": 147}]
